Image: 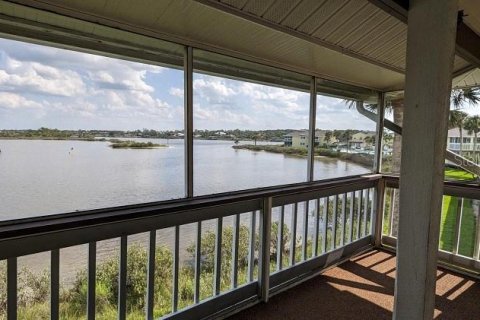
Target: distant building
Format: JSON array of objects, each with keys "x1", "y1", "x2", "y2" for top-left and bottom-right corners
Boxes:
[
  {"x1": 448, "y1": 128, "x2": 480, "y2": 152},
  {"x1": 285, "y1": 130, "x2": 375, "y2": 150},
  {"x1": 349, "y1": 132, "x2": 375, "y2": 149},
  {"x1": 284, "y1": 130, "x2": 336, "y2": 148}
]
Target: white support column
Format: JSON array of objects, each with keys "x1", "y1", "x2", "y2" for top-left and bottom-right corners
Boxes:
[{"x1": 394, "y1": 1, "x2": 459, "y2": 320}]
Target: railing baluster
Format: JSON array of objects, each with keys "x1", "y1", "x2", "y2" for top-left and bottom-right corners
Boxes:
[
  {"x1": 452, "y1": 198, "x2": 463, "y2": 255},
  {"x1": 7, "y1": 257, "x2": 17, "y2": 320},
  {"x1": 248, "y1": 211, "x2": 256, "y2": 282},
  {"x1": 172, "y1": 226, "x2": 180, "y2": 311},
  {"x1": 232, "y1": 214, "x2": 240, "y2": 288},
  {"x1": 146, "y1": 231, "x2": 156, "y2": 319},
  {"x1": 277, "y1": 206, "x2": 285, "y2": 271},
  {"x1": 473, "y1": 200, "x2": 480, "y2": 260},
  {"x1": 51, "y1": 249, "x2": 60, "y2": 320},
  {"x1": 322, "y1": 197, "x2": 329, "y2": 253},
  {"x1": 194, "y1": 222, "x2": 201, "y2": 303},
  {"x1": 214, "y1": 218, "x2": 223, "y2": 295},
  {"x1": 349, "y1": 192, "x2": 355, "y2": 244},
  {"x1": 87, "y1": 242, "x2": 96, "y2": 320},
  {"x1": 370, "y1": 187, "x2": 376, "y2": 236},
  {"x1": 118, "y1": 236, "x2": 127, "y2": 320},
  {"x1": 302, "y1": 201, "x2": 309, "y2": 261},
  {"x1": 475, "y1": 229, "x2": 480, "y2": 261},
  {"x1": 374, "y1": 182, "x2": 386, "y2": 247},
  {"x1": 290, "y1": 203, "x2": 298, "y2": 265},
  {"x1": 356, "y1": 190, "x2": 363, "y2": 240},
  {"x1": 332, "y1": 195, "x2": 338, "y2": 249},
  {"x1": 341, "y1": 193, "x2": 347, "y2": 247},
  {"x1": 389, "y1": 189, "x2": 396, "y2": 237},
  {"x1": 313, "y1": 198, "x2": 320, "y2": 257},
  {"x1": 259, "y1": 197, "x2": 272, "y2": 303},
  {"x1": 364, "y1": 188, "x2": 370, "y2": 236}
]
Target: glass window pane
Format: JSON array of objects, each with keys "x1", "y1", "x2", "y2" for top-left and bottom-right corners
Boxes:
[
  {"x1": 0, "y1": 37, "x2": 184, "y2": 220},
  {"x1": 313, "y1": 96, "x2": 376, "y2": 180},
  {"x1": 192, "y1": 50, "x2": 311, "y2": 195},
  {"x1": 446, "y1": 111, "x2": 479, "y2": 182},
  {"x1": 381, "y1": 96, "x2": 403, "y2": 175}
]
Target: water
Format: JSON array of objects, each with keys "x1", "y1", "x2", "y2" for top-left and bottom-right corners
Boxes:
[
  {"x1": 0, "y1": 138, "x2": 370, "y2": 283},
  {"x1": 0, "y1": 138, "x2": 369, "y2": 220}
]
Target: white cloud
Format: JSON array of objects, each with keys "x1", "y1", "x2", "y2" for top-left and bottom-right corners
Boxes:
[
  {"x1": 169, "y1": 87, "x2": 183, "y2": 98},
  {"x1": 0, "y1": 37, "x2": 376, "y2": 131},
  {"x1": 193, "y1": 77, "x2": 237, "y2": 104},
  {"x1": 0, "y1": 58, "x2": 86, "y2": 97},
  {"x1": 194, "y1": 103, "x2": 254, "y2": 126},
  {"x1": 0, "y1": 92, "x2": 42, "y2": 109}
]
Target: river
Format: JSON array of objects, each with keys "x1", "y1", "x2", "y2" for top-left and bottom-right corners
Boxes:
[{"x1": 0, "y1": 138, "x2": 370, "y2": 284}]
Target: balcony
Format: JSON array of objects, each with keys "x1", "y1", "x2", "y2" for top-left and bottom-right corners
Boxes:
[
  {"x1": 231, "y1": 249, "x2": 480, "y2": 320},
  {"x1": 1, "y1": 174, "x2": 479, "y2": 319},
  {"x1": 0, "y1": 0, "x2": 479, "y2": 319}
]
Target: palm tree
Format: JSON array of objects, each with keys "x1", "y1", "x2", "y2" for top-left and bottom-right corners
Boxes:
[
  {"x1": 342, "y1": 130, "x2": 353, "y2": 152},
  {"x1": 324, "y1": 130, "x2": 332, "y2": 147},
  {"x1": 464, "y1": 115, "x2": 480, "y2": 163},
  {"x1": 451, "y1": 87, "x2": 480, "y2": 109},
  {"x1": 345, "y1": 88, "x2": 479, "y2": 237},
  {"x1": 448, "y1": 110, "x2": 468, "y2": 155}
]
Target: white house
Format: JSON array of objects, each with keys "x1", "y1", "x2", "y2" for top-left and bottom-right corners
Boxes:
[
  {"x1": 447, "y1": 128, "x2": 480, "y2": 152},
  {"x1": 284, "y1": 130, "x2": 337, "y2": 148},
  {"x1": 349, "y1": 132, "x2": 375, "y2": 149}
]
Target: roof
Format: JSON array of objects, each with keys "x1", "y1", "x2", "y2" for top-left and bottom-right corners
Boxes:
[
  {"x1": 0, "y1": 0, "x2": 478, "y2": 95},
  {"x1": 448, "y1": 128, "x2": 478, "y2": 137},
  {"x1": 285, "y1": 130, "x2": 326, "y2": 138}
]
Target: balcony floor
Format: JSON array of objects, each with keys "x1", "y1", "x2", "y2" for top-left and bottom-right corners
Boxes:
[{"x1": 230, "y1": 250, "x2": 480, "y2": 319}]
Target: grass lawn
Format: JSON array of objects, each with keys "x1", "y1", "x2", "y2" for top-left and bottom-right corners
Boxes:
[
  {"x1": 444, "y1": 167, "x2": 477, "y2": 181},
  {"x1": 440, "y1": 196, "x2": 476, "y2": 257},
  {"x1": 383, "y1": 168, "x2": 478, "y2": 258}
]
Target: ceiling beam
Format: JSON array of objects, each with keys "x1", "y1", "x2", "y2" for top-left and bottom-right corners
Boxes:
[{"x1": 368, "y1": 0, "x2": 480, "y2": 69}]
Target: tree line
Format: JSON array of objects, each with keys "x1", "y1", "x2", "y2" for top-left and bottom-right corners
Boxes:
[{"x1": 0, "y1": 128, "x2": 375, "y2": 142}]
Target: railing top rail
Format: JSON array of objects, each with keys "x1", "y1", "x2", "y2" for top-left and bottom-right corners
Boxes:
[
  {"x1": 0, "y1": 174, "x2": 380, "y2": 242},
  {"x1": 382, "y1": 174, "x2": 480, "y2": 200}
]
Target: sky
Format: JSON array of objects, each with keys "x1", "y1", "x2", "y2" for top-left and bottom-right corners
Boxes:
[{"x1": 3, "y1": 37, "x2": 476, "y2": 132}]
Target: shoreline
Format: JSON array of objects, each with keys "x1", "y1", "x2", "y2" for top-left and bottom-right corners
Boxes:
[
  {"x1": 0, "y1": 137, "x2": 105, "y2": 141},
  {"x1": 232, "y1": 144, "x2": 374, "y2": 168}
]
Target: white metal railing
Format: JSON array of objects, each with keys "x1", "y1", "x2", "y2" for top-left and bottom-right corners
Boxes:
[
  {"x1": 381, "y1": 176, "x2": 480, "y2": 272},
  {"x1": 0, "y1": 175, "x2": 379, "y2": 320}
]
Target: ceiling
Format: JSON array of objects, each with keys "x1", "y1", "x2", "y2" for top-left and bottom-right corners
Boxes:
[{"x1": 0, "y1": 0, "x2": 479, "y2": 93}]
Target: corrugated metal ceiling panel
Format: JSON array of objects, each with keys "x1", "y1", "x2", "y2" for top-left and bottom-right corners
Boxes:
[
  {"x1": 280, "y1": 0, "x2": 328, "y2": 30},
  {"x1": 297, "y1": 0, "x2": 350, "y2": 35},
  {"x1": 215, "y1": 0, "x2": 476, "y2": 75},
  {"x1": 453, "y1": 68, "x2": 480, "y2": 89},
  {"x1": 217, "y1": 0, "x2": 406, "y2": 71},
  {"x1": 222, "y1": 0, "x2": 248, "y2": 8},
  {"x1": 357, "y1": 22, "x2": 406, "y2": 57},
  {"x1": 322, "y1": 4, "x2": 379, "y2": 45},
  {"x1": 242, "y1": 0, "x2": 276, "y2": 17},
  {"x1": 460, "y1": 0, "x2": 480, "y2": 36},
  {"x1": 262, "y1": 0, "x2": 302, "y2": 24},
  {"x1": 453, "y1": 56, "x2": 471, "y2": 72},
  {"x1": 312, "y1": 1, "x2": 370, "y2": 40}
]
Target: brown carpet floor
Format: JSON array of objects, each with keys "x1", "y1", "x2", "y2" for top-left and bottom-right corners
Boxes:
[{"x1": 230, "y1": 250, "x2": 480, "y2": 319}]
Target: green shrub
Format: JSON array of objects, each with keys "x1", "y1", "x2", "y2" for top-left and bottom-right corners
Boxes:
[{"x1": 0, "y1": 222, "x2": 291, "y2": 319}]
